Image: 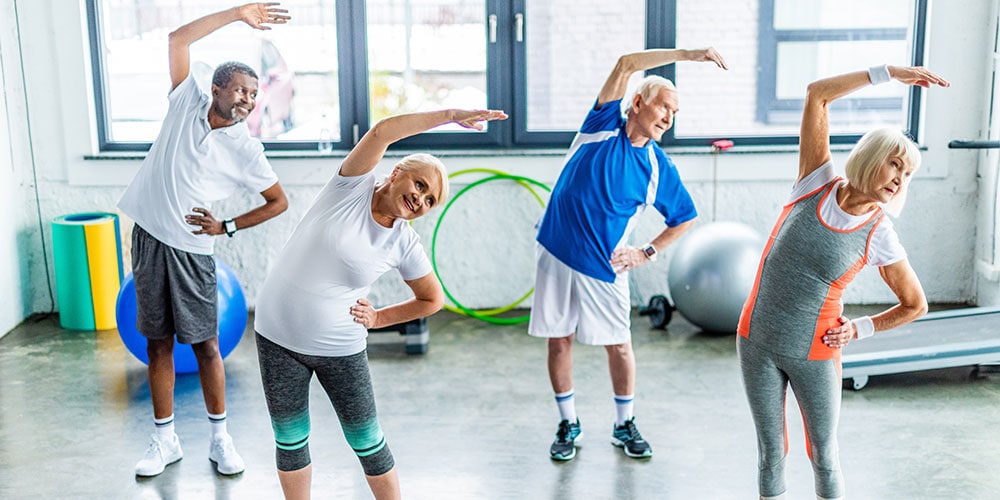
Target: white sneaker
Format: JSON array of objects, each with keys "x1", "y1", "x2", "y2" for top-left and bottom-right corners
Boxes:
[
  {"x1": 135, "y1": 433, "x2": 183, "y2": 477},
  {"x1": 209, "y1": 434, "x2": 246, "y2": 475}
]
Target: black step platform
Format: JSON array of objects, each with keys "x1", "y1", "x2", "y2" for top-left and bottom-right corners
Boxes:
[{"x1": 368, "y1": 317, "x2": 429, "y2": 354}]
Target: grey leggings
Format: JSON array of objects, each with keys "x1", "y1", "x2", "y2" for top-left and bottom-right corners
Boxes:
[
  {"x1": 738, "y1": 336, "x2": 844, "y2": 499},
  {"x1": 256, "y1": 332, "x2": 394, "y2": 475}
]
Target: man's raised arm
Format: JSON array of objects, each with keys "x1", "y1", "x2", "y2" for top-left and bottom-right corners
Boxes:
[
  {"x1": 168, "y1": 2, "x2": 290, "y2": 90},
  {"x1": 595, "y1": 48, "x2": 728, "y2": 107}
]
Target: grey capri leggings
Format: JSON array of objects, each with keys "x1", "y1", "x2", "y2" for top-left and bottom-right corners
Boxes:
[
  {"x1": 737, "y1": 335, "x2": 844, "y2": 499},
  {"x1": 256, "y1": 332, "x2": 394, "y2": 475}
]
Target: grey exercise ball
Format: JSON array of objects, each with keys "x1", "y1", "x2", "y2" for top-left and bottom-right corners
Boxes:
[{"x1": 667, "y1": 221, "x2": 764, "y2": 333}]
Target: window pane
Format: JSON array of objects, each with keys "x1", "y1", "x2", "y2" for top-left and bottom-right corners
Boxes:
[
  {"x1": 774, "y1": 0, "x2": 911, "y2": 30},
  {"x1": 776, "y1": 41, "x2": 907, "y2": 99},
  {"x1": 269, "y1": 1, "x2": 339, "y2": 143},
  {"x1": 675, "y1": 0, "x2": 916, "y2": 139},
  {"x1": 99, "y1": 0, "x2": 338, "y2": 142},
  {"x1": 525, "y1": 0, "x2": 645, "y2": 131},
  {"x1": 674, "y1": 0, "x2": 764, "y2": 138},
  {"x1": 366, "y1": 0, "x2": 487, "y2": 133}
]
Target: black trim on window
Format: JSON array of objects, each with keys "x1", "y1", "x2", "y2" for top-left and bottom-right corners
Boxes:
[{"x1": 86, "y1": 0, "x2": 928, "y2": 152}]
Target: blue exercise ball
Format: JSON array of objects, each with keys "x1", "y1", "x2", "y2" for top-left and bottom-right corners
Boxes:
[
  {"x1": 115, "y1": 257, "x2": 248, "y2": 374},
  {"x1": 667, "y1": 222, "x2": 764, "y2": 334}
]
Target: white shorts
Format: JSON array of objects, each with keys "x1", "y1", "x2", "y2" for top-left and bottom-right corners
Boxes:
[{"x1": 528, "y1": 244, "x2": 631, "y2": 345}]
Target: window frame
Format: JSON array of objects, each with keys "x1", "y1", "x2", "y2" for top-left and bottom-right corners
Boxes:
[
  {"x1": 85, "y1": 0, "x2": 928, "y2": 153},
  {"x1": 749, "y1": 0, "x2": 928, "y2": 146}
]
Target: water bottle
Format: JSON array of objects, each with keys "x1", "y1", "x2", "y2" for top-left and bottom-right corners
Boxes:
[{"x1": 318, "y1": 128, "x2": 333, "y2": 154}]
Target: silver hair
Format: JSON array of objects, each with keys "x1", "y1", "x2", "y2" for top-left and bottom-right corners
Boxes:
[{"x1": 844, "y1": 128, "x2": 921, "y2": 217}]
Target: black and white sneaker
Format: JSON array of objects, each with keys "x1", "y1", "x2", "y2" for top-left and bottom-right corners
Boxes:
[
  {"x1": 549, "y1": 419, "x2": 582, "y2": 461},
  {"x1": 611, "y1": 417, "x2": 652, "y2": 458}
]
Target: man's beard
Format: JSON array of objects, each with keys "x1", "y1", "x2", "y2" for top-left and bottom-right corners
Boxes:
[
  {"x1": 230, "y1": 105, "x2": 249, "y2": 123},
  {"x1": 216, "y1": 102, "x2": 249, "y2": 123}
]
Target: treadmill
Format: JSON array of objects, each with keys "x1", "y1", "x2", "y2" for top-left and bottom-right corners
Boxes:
[
  {"x1": 843, "y1": 139, "x2": 1000, "y2": 389},
  {"x1": 841, "y1": 306, "x2": 1000, "y2": 389}
]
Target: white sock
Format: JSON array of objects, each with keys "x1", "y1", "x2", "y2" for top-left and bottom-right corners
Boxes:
[
  {"x1": 153, "y1": 414, "x2": 175, "y2": 439},
  {"x1": 208, "y1": 412, "x2": 228, "y2": 438},
  {"x1": 554, "y1": 390, "x2": 577, "y2": 422},
  {"x1": 614, "y1": 394, "x2": 634, "y2": 426}
]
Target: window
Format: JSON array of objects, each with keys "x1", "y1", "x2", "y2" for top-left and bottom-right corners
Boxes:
[
  {"x1": 86, "y1": 0, "x2": 926, "y2": 152},
  {"x1": 757, "y1": 0, "x2": 918, "y2": 134},
  {"x1": 670, "y1": 0, "x2": 926, "y2": 146}
]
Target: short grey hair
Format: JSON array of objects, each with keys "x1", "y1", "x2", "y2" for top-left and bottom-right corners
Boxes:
[
  {"x1": 635, "y1": 75, "x2": 677, "y2": 104},
  {"x1": 212, "y1": 61, "x2": 258, "y2": 88}
]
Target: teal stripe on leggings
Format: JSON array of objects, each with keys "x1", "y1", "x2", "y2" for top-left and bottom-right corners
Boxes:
[
  {"x1": 343, "y1": 418, "x2": 386, "y2": 457},
  {"x1": 273, "y1": 410, "x2": 311, "y2": 451}
]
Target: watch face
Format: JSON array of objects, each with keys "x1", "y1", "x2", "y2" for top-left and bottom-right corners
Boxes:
[{"x1": 644, "y1": 246, "x2": 655, "y2": 257}]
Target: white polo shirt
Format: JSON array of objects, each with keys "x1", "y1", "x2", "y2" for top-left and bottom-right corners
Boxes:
[{"x1": 118, "y1": 74, "x2": 279, "y2": 255}]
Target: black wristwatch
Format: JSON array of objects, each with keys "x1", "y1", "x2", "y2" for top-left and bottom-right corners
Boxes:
[{"x1": 223, "y1": 219, "x2": 237, "y2": 237}]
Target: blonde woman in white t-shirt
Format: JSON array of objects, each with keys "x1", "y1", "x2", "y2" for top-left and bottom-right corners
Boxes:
[{"x1": 254, "y1": 108, "x2": 507, "y2": 500}]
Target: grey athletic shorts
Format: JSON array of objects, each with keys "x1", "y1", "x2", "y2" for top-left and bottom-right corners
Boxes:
[{"x1": 131, "y1": 224, "x2": 217, "y2": 344}]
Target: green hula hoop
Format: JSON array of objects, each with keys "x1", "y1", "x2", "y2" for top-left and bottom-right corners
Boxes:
[
  {"x1": 432, "y1": 172, "x2": 551, "y2": 325},
  {"x1": 439, "y1": 169, "x2": 547, "y2": 317},
  {"x1": 450, "y1": 168, "x2": 546, "y2": 207}
]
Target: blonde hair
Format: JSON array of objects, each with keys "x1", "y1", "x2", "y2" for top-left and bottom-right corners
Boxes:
[
  {"x1": 394, "y1": 153, "x2": 450, "y2": 206},
  {"x1": 844, "y1": 128, "x2": 921, "y2": 217}
]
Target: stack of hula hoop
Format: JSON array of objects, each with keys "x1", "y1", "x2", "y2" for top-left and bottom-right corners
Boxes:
[{"x1": 431, "y1": 169, "x2": 550, "y2": 325}]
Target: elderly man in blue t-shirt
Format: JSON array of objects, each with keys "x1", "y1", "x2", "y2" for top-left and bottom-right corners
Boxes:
[{"x1": 529, "y1": 47, "x2": 728, "y2": 461}]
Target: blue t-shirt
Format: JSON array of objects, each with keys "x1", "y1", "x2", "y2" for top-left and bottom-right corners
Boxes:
[{"x1": 536, "y1": 99, "x2": 696, "y2": 282}]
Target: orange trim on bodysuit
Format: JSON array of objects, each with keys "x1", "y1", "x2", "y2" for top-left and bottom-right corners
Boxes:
[
  {"x1": 785, "y1": 397, "x2": 791, "y2": 456},
  {"x1": 806, "y1": 213, "x2": 883, "y2": 361},
  {"x1": 802, "y1": 411, "x2": 812, "y2": 460},
  {"x1": 737, "y1": 205, "x2": 793, "y2": 339},
  {"x1": 815, "y1": 179, "x2": 883, "y2": 233},
  {"x1": 738, "y1": 182, "x2": 834, "y2": 339}
]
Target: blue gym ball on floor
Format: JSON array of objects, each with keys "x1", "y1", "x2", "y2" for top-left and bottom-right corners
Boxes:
[
  {"x1": 115, "y1": 257, "x2": 247, "y2": 374},
  {"x1": 668, "y1": 221, "x2": 764, "y2": 334}
]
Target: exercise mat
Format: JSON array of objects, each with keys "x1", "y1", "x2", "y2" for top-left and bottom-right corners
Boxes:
[{"x1": 51, "y1": 212, "x2": 123, "y2": 330}]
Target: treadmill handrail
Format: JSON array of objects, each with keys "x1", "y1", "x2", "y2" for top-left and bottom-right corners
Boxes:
[
  {"x1": 913, "y1": 305, "x2": 1000, "y2": 322},
  {"x1": 948, "y1": 140, "x2": 1000, "y2": 149}
]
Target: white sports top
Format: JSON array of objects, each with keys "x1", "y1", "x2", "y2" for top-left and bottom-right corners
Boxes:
[
  {"x1": 789, "y1": 161, "x2": 905, "y2": 267},
  {"x1": 254, "y1": 172, "x2": 433, "y2": 356}
]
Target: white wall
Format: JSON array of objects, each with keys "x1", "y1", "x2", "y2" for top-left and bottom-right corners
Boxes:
[
  {"x1": 0, "y1": 0, "x2": 44, "y2": 337},
  {"x1": 5, "y1": 0, "x2": 997, "y2": 331},
  {"x1": 975, "y1": 0, "x2": 1000, "y2": 305}
]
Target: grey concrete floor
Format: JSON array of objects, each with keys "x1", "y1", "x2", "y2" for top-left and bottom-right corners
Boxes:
[{"x1": 2, "y1": 307, "x2": 1000, "y2": 499}]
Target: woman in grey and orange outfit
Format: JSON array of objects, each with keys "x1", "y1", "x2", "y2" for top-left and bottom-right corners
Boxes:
[{"x1": 737, "y1": 64, "x2": 948, "y2": 500}]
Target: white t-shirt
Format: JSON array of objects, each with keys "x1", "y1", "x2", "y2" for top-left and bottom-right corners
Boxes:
[
  {"x1": 789, "y1": 162, "x2": 906, "y2": 267},
  {"x1": 254, "y1": 172, "x2": 434, "y2": 357},
  {"x1": 118, "y1": 74, "x2": 279, "y2": 255}
]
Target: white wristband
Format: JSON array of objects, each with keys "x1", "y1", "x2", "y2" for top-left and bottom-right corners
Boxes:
[
  {"x1": 853, "y1": 316, "x2": 875, "y2": 340},
  {"x1": 868, "y1": 64, "x2": 891, "y2": 85}
]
